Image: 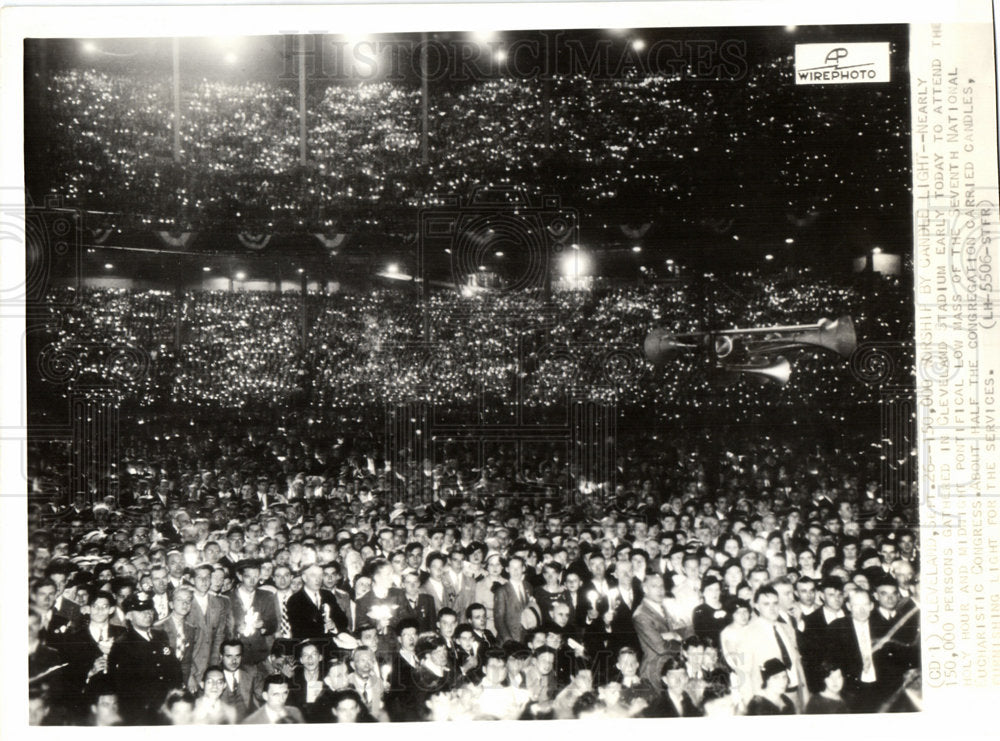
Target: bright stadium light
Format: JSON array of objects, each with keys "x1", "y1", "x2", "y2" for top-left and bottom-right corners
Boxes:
[
  {"x1": 202, "y1": 266, "x2": 211, "y2": 272},
  {"x1": 631, "y1": 245, "x2": 642, "y2": 253},
  {"x1": 235, "y1": 271, "x2": 246, "y2": 280},
  {"x1": 104, "y1": 263, "x2": 113, "y2": 270},
  {"x1": 561, "y1": 251, "x2": 591, "y2": 279},
  {"x1": 872, "y1": 246, "x2": 882, "y2": 254},
  {"x1": 82, "y1": 41, "x2": 98, "y2": 54},
  {"x1": 387, "y1": 263, "x2": 399, "y2": 275},
  {"x1": 764, "y1": 254, "x2": 774, "y2": 261},
  {"x1": 631, "y1": 38, "x2": 646, "y2": 51},
  {"x1": 224, "y1": 52, "x2": 238, "y2": 65}
]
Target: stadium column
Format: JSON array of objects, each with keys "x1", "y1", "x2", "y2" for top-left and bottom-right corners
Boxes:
[
  {"x1": 174, "y1": 272, "x2": 183, "y2": 352},
  {"x1": 420, "y1": 33, "x2": 429, "y2": 165},
  {"x1": 298, "y1": 35, "x2": 307, "y2": 166},
  {"x1": 301, "y1": 269, "x2": 308, "y2": 349},
  {"x1": 172, "y1": 38, "x2": 181, "y2": 162}
]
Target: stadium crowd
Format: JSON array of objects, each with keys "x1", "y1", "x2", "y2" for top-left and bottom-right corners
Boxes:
[
  {"x1": 28, "y1": 413, "x2": 920, "y2": 724},
  {"x1": 38, "y1": 269, "x2": 912, "y2": 422}
]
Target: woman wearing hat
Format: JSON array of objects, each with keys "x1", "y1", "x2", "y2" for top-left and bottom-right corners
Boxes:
[{"x1": 746, "y1": 659, "x2": 796, "y2": 715}]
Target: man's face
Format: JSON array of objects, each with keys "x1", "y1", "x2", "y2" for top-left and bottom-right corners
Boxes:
[
  {"x1": 402, "y1": 573, "x2": 421, "y2": 596},
  {"x1": 880, "y1": 543, "x2": 898, "y2": 563},
  {"x1": 335, "y1": 699, "x2": 360, "y2": 723},
  {"x1": 326, "y1": 663, "x2": 349, "y2": 689},
  {"x1": 470, "y1": 608, "x2": 487, "y2": 631},
  {"x1": 228, "y1": 534, "x2": 244, "y2": 553},
  {"x1": 172, "y1": 591, "x2": 193, "y2": 618},
  {"x1": 508, "y1": 559, "x2": 525, "y2": 581},
  {"x1": 457, "y1": 630, "x2": 475, "y2": 652},
  {"x1": 300, "y1": 645, "x2": 322, "y2": 671},
  {"x1": 485, "y1": 657, "x2": 507, "y2": 684},
  {"x1": 589, "y1": 556, "x2": 606, "y2": 579},
  {"x1": 438, "y1": 614, "x2": 457, "y2": 638},
  {"x1": 399, "y1": 627, "x2": 418, "y2": 652},
  {"x1": 151, "y1": 569, "x2": 169, "y2": 594},
  {"x1": 848, "y1": 591, "x2": 874, "y2": 621},
  {"x1": 755, "y1": 593, "x2": 780, "y2": 622},
  {"x1": 273, "y1": 567, "x2": 293, "y2": 591},
  {"x1": 239, "y1": 567, "x2": 261, "y2": 590},
  {"x1": 430, "y1": 644, "x2": 450, "y2": 668},
  {"x1": 92, "y1": 694, "x2": 120, "y2": 726},
  {"x1": 664, "y1": 668, "x2": 688, "y2": 694},
  {"x1": 34, "y1": 584, "x2": 56, "y2": 611},
  {"x1": 355, "y1": 577, "x2": 372, "y2": 599},
  {"x1": 617, "y1": 652, "x2": 639, "y2": 677},
  {"x1": 221, "y1": 644, "x2": 244, "y2": 672},
  {"x1": 264, "y1": 682, "x2": 289, "y2": 711},
  {"x1": 795, "y1": 581, "x2": 817, "y2": 607},
  {"x1": 210, "y1": 570, "x2": 225, "y2": 592},
  {"x1": 536, "y1": 653, "x2": 555, "y2": 675},
  {"x1": 775, "y1": 584, "x2": 795, "y2": 612},
  {"x1": 203, "y1": 670, "x2": 226, "y2": 700},
  {"x1": 322, "y1": 568, "x2": 339, "y2": 590},
  {"x1": 550, "y1": 602, "x2": 571, "y2": 627},
  {"x1": 874, "y1": 584, "x2": 900, "y2": 611},
  {"x1": 353, "y1": 649, "x2": 375, "y2": 677},
  {"x1": 565, "y1": 572, "x2": 581, "y2": 593},
  {"x1": 130, "y1": 608, "x2": 156, "y2": 630}
]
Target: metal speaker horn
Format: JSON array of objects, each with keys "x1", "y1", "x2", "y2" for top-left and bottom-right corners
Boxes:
[
  {"x1": 725, "y1": 355, "x2": 792, "y2": 386},
  {"x1": 746, "y1": 315, "x2": 857, "y2": 359},
  {"x1": 791, "y1": 315, "x2": 857, "y2": 358},
  {"x1": 644, "y1": 328, "x2": 698, "y2": 365}
]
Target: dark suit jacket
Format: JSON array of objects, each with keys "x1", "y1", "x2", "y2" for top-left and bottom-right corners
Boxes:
[
  {"x1": 226, "y1": 588, "x2": 279, "y2": 664},
  {"x1": 154, "y1": 615, "x2": 201, "y2": 689},
  {"x1": 108, "y1": 626, "x2": 183, "y2": 724},
  {"x1": 800, "y1": 608, "x2": 845, "y2": 693},
  {"x1": 493, "y1": 580, "x2": 534, "y2": 643},
  {"x1": 286, "y1": 588, "x2": 349, "y2": 639},
  {"x1": 645, "y1": 690, "x2": 703, "y2": 718},
  {"x1": 221, "y1": 665, "x2": 261, "y2": 720},
  {"x1": 60, "y1": 622, "x2": 127, "y2": 703},
  {"x1": 397, "y1": 592, "x2": 437, "y2": 633},
  {"x1": 240, "y1": 704, "x2": 305, "y2": 724},
  {"x1": 827, "y1": 616, "x2": 895, "y2": 704}
]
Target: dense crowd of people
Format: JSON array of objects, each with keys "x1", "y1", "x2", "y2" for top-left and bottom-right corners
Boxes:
[
  {"x1": 33, "y1": 52, "x2": 908, "y2": 231},
  {"x1": 37, "y1": 269, "x2": 912, "y2": 422},
  {"x1": 28, "y1": 414, "x2": 920, "y2": 724}
]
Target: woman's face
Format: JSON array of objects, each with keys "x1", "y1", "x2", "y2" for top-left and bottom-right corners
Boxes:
[
  {"x1": 487, "y1": 557, "x2": 503, "y2": 576},
  {"x1": 798, "y1": 550, "x2": 815, "y2": 571},
  {"x1": 767, "y1": 670, "x2": 790, "y2": 694},
  {"x1": 724, "y1": 565, "x2": 743, "y2": 587}
]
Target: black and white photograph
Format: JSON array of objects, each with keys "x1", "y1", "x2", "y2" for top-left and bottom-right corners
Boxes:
[{"x1": 13, "y1": 6, "x2": 939, "y2": 728}]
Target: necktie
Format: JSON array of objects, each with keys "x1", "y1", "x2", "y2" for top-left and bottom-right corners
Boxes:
[
  {"x1": 774, "y1": 625, "x2": 793, "y2": 671},
  {"x1": 279, "y1": 595, "x2": 291, "y2": 638},
  {"x1": 231, "y1": 675, "x2": 246, "y2": 717}
]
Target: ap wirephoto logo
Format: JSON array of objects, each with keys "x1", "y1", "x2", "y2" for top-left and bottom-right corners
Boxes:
[{"x1": 794, "y1": 42, "x2": 891, "y2": 84}]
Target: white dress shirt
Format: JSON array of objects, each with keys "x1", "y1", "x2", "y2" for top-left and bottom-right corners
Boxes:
[{"x1": 853, "y1": 619, "x2": 877, "y2": 682}]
